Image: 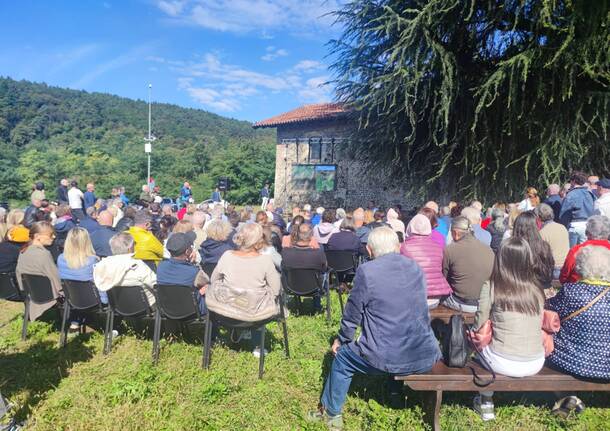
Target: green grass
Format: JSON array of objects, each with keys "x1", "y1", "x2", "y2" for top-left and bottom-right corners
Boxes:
[{"x1": 1, "y1": 298, "x2": 609, "y2": 430}]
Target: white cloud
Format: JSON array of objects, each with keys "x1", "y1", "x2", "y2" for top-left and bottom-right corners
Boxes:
[
  {"x1": 292, "y1": 59, "x2": 324, "y2": 72},
  {"x1": 298, "y1": 76, "x2": 331, "y2": 102},
  {"x1": 185, "y1": 86, "x2": 241, "y2": 111},
  {"x1": 261, "y1": 46, "x2": 289, "y2": 61},
  {"x1": 155, "y1": 0, "x2": 342, "y2": 38}
]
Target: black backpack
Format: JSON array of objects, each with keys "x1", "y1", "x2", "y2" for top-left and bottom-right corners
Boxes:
[{"x1": 443, "y1": 314, "x2": 470, "y2": 367}]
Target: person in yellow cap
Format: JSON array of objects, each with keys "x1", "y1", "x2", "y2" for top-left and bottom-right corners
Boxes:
[{"x1": 0, "y1": 225, "x2": 30, "y2": 274}]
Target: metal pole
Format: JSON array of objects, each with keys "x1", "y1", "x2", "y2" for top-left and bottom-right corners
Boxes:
[{"x1": 147, "y1": 84, "x2": 152, "y2": 187}]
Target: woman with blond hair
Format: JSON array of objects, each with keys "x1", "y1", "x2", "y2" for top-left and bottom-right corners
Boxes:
[
  {"x1": 2, "y1": 209, "x2": 26, "y2": 239},
  {"x1": 199, "y1": 219, "x2": 235, "y2": 265},
  {"x1": 207, "y1": 222, "x2": 281, "y2": 357},
  {"x1": 57, "y1": 227, "x2": 102, "y2": 327},
  {"x1": 16, "y1": 221, "x2": 63, "y2": 321},
  {"x1": 518, "y1": 187, "x2": 540, "y2": 212}
]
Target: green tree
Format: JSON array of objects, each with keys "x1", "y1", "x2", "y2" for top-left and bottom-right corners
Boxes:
[{"x1": 330, "y1": 0, "x2": 609, "y2": 202}]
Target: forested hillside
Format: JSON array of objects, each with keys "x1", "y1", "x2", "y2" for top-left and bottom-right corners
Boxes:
[{"x1": 0, "y1": 77, "x2": 276, "y2": 204}]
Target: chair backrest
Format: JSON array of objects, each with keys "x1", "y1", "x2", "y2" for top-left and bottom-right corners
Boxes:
[
  {"x1": 0, "y1": 272, "x2": 21, "y2": 301},
  {"x1": 201, "y1": 263, "x2": 217, "y2": 278},
  {"x1": 142, "y1": 260, "x2": 157, "y2": 273},
  {"x1": 61, "y1": 280, "x2": 101, "y2": 310},
  {"x1": 21, "y1": 274, "x2": 55, "y2": 304},
  {"x1": 281, "y1": 267, "x2": 322, "y2": 296},
  {"x1": 325, "y1": 250, "x2": 357, "y2": 273},
  {"x1": 155, "y1": 284, "x2": 199, "y2": 320},
  {"x1": 106, "y1": 285, "x2": 152, "y2": 317}
]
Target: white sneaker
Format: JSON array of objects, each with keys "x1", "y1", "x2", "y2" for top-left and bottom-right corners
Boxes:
[
  {"x1": 252, "y1": 347, "x2": 268, "y2": 358},
  {"x1": 69, "y1": 322, "x2": 80, "y2": 331},
  {"x1": 112, "y1": 330, "x2": 119, "y2": 338},
  {"x1": 473, "y1": 395, "x2": 495, "y2": 421}
]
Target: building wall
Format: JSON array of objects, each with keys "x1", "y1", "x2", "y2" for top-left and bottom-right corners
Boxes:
[{"x1": 272, "y1": 120, "x2": 412, "y2": 209}]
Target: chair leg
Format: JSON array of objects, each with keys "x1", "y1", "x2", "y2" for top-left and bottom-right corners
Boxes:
[
  {"x1": 104, "y1": 311, "x2": 114, "y2": 355},
  {"x1": 325, "y1": 288, "x2": 331, "y2": 321},
  {"x1": 338, "y1": 291, "x2": 344, "y2": 315},
  {"x1": 152, "y1": 310, "x2": 161, "y2": 365},
  {"x1": 21, "y1": 300, "x2": 29, "y2": 341},
  {"x1": 203, "y1": 314, "x2": 212, "y2": 369},
  {"x1": 258, "y1": 326, "x2": 266, "y2": 379},
  {"x1": 280, "y1": 319, "x2": 289, "y2": 358},
  {"x1": 59, "y1": 302, "x2": 70, "y2": 348}
]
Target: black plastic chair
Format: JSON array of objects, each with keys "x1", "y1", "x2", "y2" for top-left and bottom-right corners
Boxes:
[
  {"x1": 0, "y1": 272, "x2": 22, "y2": 301},
  {"x1": 203, "y1": 300, "x2": 289, "y2": 379},
  {"x1": 59, "y1": 280, "x2": 105, "y2": 347},
  {"x1": 142, "y1": 260, "x2": 157, "y2": 273},
  {"x1": 104, "y1": 285, "x2": 155, "y2": 355},
  {"x1": 325, "y1": 250, "x2": 359, "y2": 314},
  {"x1": 20, "y1": 274, "x2": 58, "y2": 341},
  {"x1": 281, "y1": 267, "x2": 330, "y2": 321},
  {"x1": 152, "y1": 284, "x2": 205, "y2": 364},
  {"x1": 201, "y1": 262, "x2": 217, "y2": 278}
]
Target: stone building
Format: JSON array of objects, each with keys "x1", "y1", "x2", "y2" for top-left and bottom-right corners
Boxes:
[{"x1": 254, "y1": 103, "x2": 410, "y2": 209}]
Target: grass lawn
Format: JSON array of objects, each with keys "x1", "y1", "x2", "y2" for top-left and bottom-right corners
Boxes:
[{"x1": 1, "y1": 297, "x2": 609, "y2": 430}]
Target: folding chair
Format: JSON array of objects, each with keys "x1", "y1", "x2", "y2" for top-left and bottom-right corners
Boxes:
[
  {"x1": 152, "y1": 284, "x2": 206, "y2": 364},
  {"x1": 20, "y1": 274, "x2": 58, "y2": 341},
  {"x1": 0, "y1": 272, "x2": 22, "y2": 301},
  {"x1": 104, "y1": 285, "x2": 155, "y2": 355},
  {"x1": 325, "y1": 250, "x2": 359, "y2": 314},
  {"x1": 281, "y1": 267, "x2": 330, "y2": 320},
  {"x1": 59, "y1": 280, "x2": 105, "y2": 347},
  {"x1": 201, "y1": 262, "x2": 217, "y2": 278}
]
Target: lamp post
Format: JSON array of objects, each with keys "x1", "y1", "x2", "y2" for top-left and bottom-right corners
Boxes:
[{"x1": 144, "y1": 83, "x2": 156, "y2": 188}]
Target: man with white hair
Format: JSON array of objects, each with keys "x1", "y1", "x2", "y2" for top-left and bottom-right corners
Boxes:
[
  {"x1": 139, "y1": 184, "x2": 153, "y2": 205},
  {"x1": 594, "y1": 178, "x2": 610, "y2": 218},
  {"x1": 84, "y1": 183, "x2": 97, "y2": 210},
  {"x1": 56, "y1": 178, "x2": 69, "y2": 205},
  {"x1": 560, "y1": 215, "x2": 610, "y2": 283},
  {"x1": 307, "y1": 227, "x2": 440, "y2": 429},
  {"x1": 458, "y1": 206, "x2": 491, "y2": 246},
  {"x1": 544, "y1": 184, "x2": 562, "y2": 222},
  {"x1": 191, "y1": 210, "x2": 207, "y2": 250}
]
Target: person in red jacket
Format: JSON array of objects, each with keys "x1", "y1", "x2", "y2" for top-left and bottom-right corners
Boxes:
[{"x1": 560, "y1": 215, "x2": 610, "y2": 283}]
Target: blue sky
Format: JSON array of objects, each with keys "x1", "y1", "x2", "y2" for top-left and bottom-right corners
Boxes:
[{"x1": 0, "y1": 0, "x2": 343, "y2": 122}]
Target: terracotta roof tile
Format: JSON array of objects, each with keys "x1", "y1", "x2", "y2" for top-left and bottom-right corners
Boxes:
[{"x1": 253, "y1": 103, "x2": 348, "y2": 128}]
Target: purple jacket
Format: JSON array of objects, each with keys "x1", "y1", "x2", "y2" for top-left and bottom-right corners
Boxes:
[{"x1": 400, "y1": 235, "x2": 452, "y2": 297}]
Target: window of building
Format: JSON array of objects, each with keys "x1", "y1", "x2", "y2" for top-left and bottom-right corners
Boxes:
[{"x1": 308, "y1": 138, "x2": 322, "y2": 162}]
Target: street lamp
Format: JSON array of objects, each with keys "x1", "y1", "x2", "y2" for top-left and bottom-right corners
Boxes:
[{"x1": 144, "y1": 83, "x2": 156, "y2": 188}]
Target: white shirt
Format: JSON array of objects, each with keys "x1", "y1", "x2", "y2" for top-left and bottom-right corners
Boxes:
[
  {"x1": 595, "y1": 193, "x2": 610, "y2": 218},
  {"x1": 68, "y1": 187, "x2": 84, "y2": 209}
]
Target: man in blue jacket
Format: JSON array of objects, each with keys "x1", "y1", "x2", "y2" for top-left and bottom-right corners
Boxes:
[
  {"x1": 559, "y1": 171, "x2": 596, "y2": 247},
  {"x1": 307, "y1": 226, "x2": 441, "y2": 429}
]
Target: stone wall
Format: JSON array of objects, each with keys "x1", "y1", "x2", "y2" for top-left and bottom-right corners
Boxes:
[{"x1": 272, "y1": 119, "x2": 413, "y2": 210}]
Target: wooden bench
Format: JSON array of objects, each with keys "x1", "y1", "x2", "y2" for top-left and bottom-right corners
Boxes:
[
  {"x1": 429, "y1": 305, "x2": 475, "y2": 325},
  {"x1": 396, "y1": 360, "x2": 610, "y2": 431}
]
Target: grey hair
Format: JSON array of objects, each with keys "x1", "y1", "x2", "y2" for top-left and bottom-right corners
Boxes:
[
  {"x1": 586, "y1": 215, "x2": 610, "y2": 240},
  {"x1": 336, "y1": 208, "x2": 346, "y2": 220},
  {"x1": 576, "y1": 246, "x2": 610, "y2": 282},
  {"x1": 451, "y1": 216, "x2": 471, "y2": 232},
  {"x1": 491, "y1": 208, "x2": 507, "y2": 232},
  {"x1": 367, "y1": 226, "x2": 399, "y2": 257},
  {"x1": 461, "y1": 206, "x2": 482, "y2": 224},
  {"x1": 440, "y1": 206, "x2": 451, "y2": 216},
  {"x1": 110, "y1": 232, "x2": 135, "y2": 255},
  {"x1": 134, "y1": 210, "x2": 152, "y2": 226},
  {"x1": 537, "y1": 203, "x2": 555, "y2": 223}
]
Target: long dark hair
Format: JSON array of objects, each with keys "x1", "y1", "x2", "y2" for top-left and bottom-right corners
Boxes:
[
  {"x1": 492, "y1": 237, "x2": 545, "y2": 315},
  {"x1": 511, "y1": 211, "x2": 554, "y2": 288}
]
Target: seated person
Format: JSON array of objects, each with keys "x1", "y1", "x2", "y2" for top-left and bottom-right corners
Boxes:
[
  {"x1": 386, "y1": 208, "x2": 405, "y2": 237},
  {"x1": 547, "y1": 245, "x2": 610, "y2": 380},
  {"x1": 0, "y1": 226, "x2": 29, "y2": 274},
  {"x1": 400, "y1": 215, "x2": 451, "y2": 306},
  {"x1": 282, "y1": 223, "x2": 328, "y2": 310},
  {"x1": 326, "y1": 216, "x2": 361, "y2": 254},
  {"x1": 128, "y1": 210, "x2": 164, "y2": 265},
  {"x1": 53, "y1": 204, "x2": 77, "y2": 252},
  {"x1": 261, "y1": 226, "x2": 282, "y2": 272},
  {"x1": 537, "y1": 203, "x2": 569, "y2": 279},
  {"x1": 93, "y1": 233, "x2": 157, "y2": 306},
  {"x1": 471, "y1": 237, "x2": 546, "y2": 421},
  {"x1": 157, "y1": 232, "x2": 209, "y2": 315},
  {"x1": 16, "y1": 222, "x2": 63, "y2": 321},
  {"x1": 559, "y1": 215, "x2": 610, "y2": 283},
  {"x1": 206, "y1": 223, "x2": 281, "y2": 357},
  {"x1": 90, "y1": 210, "x2": 116, "y2": 258},
  {"x1": 307, "y1": 227, "x2": 440, "y2": 429},
  {"x1": 78, "y1": 207, "x2": 101, "y2": 234},
  {"x1": 115, "y1": 206, "x2": 136, "y2": 232},
  {"x1": 313, "y1": 209, "x2": 339, "y2": 246},
  {"x1": 199, "y1": 220, "x2": 236, "y2": 265},
  {"x1": 418, "y1": 207, "x2": 446, "y2": 249},
  {"x1": 282, "y1": 215, "x2": 319, "y2": 249},
  {"x1": 57, "y1": 228, "x2": 102, "y2": 327},
  {"x1": 460, "y1": 206, "x2": 492, "y2": 246},
  {"x1": 442, "y1": 216, "x2": 494, "y2": 313}
]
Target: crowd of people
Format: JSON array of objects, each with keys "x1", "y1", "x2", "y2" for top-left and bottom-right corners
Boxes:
[{"x1": 1, "y1": 170, "x2": 609, "y2": 429}]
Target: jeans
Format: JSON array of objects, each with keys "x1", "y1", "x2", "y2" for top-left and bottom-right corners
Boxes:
[
  {"x1": 442, "y1": 294, "x2": 478, "y2": 313},
  {"x1": 320, "y1": 345, "x2": 403, "y2": 416},
  {"x1": 568, "y1": 222, "x2": 587, "y2": 248},
  {"x1": 261, "y1": 196, "x2": 269, "y2": 210}
]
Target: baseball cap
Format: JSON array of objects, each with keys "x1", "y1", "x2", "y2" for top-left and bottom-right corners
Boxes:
[
  {"x1": 7, "y1": 226, "x2": 30, "y2": 243},
  {"x1": 166, "y1": 231, "x2": 196, "y2": 256},
  {"x1": 596, "y1": 178, "x2": 610, "y2": 189}
]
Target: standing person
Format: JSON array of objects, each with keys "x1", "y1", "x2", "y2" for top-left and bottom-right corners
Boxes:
[
  {"x1": 31, "y1": 182, "x2": 45, "y2": 201},
  {"x1": 83, "y1": 183, "x2": 97, "y2": 210},
  {"x1": 517, "y1": 187, "x2": 540, "y2": 211},
  {"x1": 544, "y1": 184, "x2": 562, "y2": 222},
  {"x1": 260, "y1": 183, "x2": 270, "y2": 210},
  {"x1": 56, "y1": 179, "x2": 69, "y2": 205},
  {"x1": 16, "y1": 222, "x2": 63, "y2": 321},
  {"x1": 559, "y1": 171, "x2": 596, "y2": 247},
  {"x1": 211, "y1": 187, "x2": 222, "y2": 203},
  {"x1": 119, "y1": 186, "x2": 129, "y2": 206},
  {"x1": 470, "y1": 237, "x2": 546, "y2": 421},
  {"x1": 180, "y1": 182, "x2": 193, "y2": 204},
  {"x1": 307, "y1": 227, "x2": 440, "y2": 429},
  {"x1": 68, "y1": 181, "x2": 85, "y2": 222},
  {"x1": 23, "y1": 198, "x2": 42, "y2": 228},
  {"x1": 594, "y1": 178, "x2": 610, "y2": 218},
  {"x1": 139, "y1": 185, "x2": 153, "y2": 205}
]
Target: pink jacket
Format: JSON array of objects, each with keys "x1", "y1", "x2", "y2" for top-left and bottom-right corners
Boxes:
[{"x1": 400, "y1": 235, "x2": 452, "y2": 297}]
